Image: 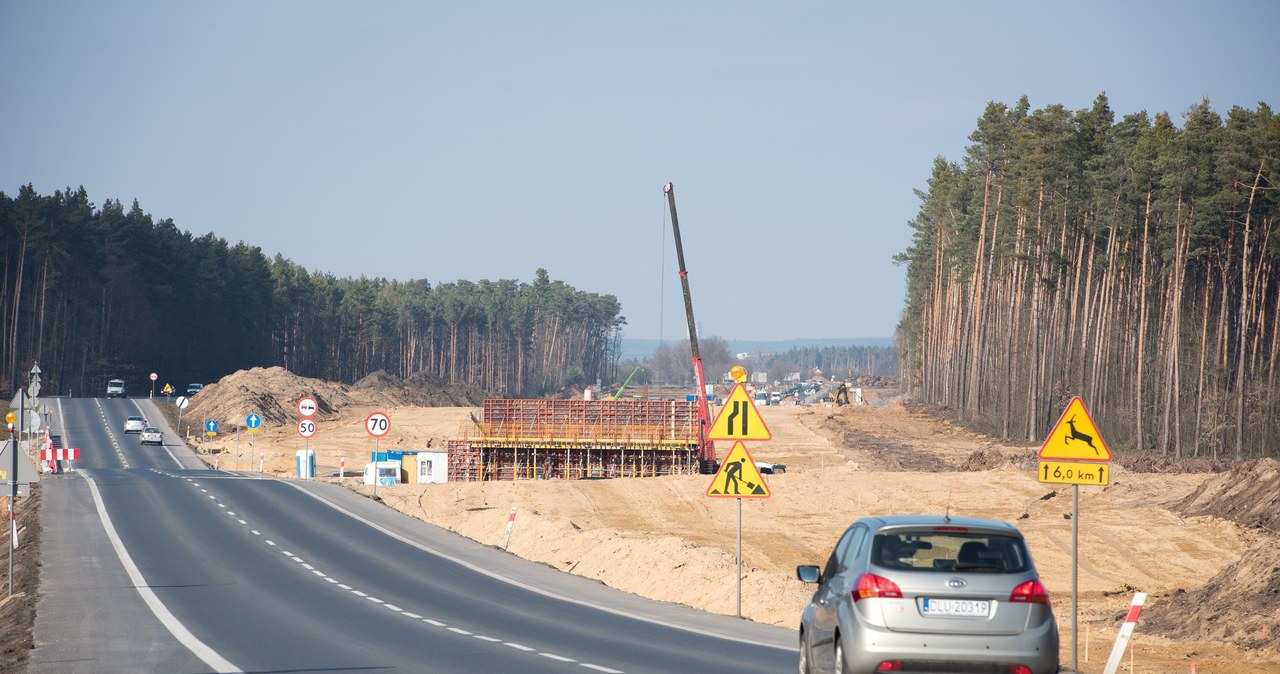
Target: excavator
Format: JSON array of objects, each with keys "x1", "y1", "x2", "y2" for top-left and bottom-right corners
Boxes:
[
  {"x1": 612, "y1": 366, "x2": 644, "y2": 400},
  {"x1": 834, "y1": 381, "x2": 852, "y2": 406},
  {"x1": 664, "y1": 182, "x2": 718, "y2": 473}
]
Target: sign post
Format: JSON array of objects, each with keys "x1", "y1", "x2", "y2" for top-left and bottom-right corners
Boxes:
[
  {"x1": 706, "y1": 375, "x2": 772, "y2": 618},
  {"x1": 366, "y1": 411, "x2": 391, "y2": 498},
  {"x1": 149, "y1": 371, "x2": 158, "y2": 398},
  {"x1": 1038, "y1": 396, "x2": 1112, "y2": 673}
]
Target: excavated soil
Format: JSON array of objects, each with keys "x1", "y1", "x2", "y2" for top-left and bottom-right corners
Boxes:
[{"x1": 6, "y1": 367, "x2": 1280, "y2": 673}]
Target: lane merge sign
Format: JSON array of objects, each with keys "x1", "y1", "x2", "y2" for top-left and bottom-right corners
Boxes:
[{"x1": 708, "y1": 383, "x2": 772, "y2": 441}]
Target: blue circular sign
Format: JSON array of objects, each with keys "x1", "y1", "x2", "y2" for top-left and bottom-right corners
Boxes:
[
  {"x1": 205, "y1": 419, "x2": 219, "y2": 432},
  {"x1": 246, "y1": 414, "x2": 261, "y2": 429}
]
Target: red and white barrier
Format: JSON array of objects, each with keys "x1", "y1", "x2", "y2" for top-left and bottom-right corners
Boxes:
[
  {"x1": 1102, "y1": 591, "x2": 1147, "y2": 674},
  {"x1": 40, "y1": 447, "x2": 80, "y2": 461}
]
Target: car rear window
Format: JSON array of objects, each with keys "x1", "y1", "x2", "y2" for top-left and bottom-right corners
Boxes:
[{"x1": 870, "y1": 530, "x2": 1030, "y2": 573}]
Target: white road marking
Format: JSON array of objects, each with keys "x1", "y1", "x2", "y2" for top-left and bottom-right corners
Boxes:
[
  {"x1": 581, "y1": 664, "x2": 624, "y2": 673},
  {"x1": 425, "y1": 619, "x2": 446, "y2": 627},
  {"x1": 505, "y1": 642, "x2": 536, "y2": 651},
  {"x1": 473, "y1": 635, "x2": 501, "y2": 642},
  {"x1": 540, "y1": 653, "x2": 575, "y2": 662},
  {"x1": 448, "y1": 627, "x2": 472, "y2": 636},
  {"x1": 84, "y1": 477, "x2": 241, "y2": 673},
  {"x1": 403, "y1": 612, "x2": 422, "y2": 619}
]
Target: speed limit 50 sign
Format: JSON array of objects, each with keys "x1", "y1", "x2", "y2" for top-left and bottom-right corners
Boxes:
[{"x1": 297, "y1": 418, "x2": 317, "y2": 439}]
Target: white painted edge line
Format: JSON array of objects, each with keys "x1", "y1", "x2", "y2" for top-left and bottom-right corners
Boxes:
[
  {"x1": 85, "y1": 476, "x2": 241, "y2": 673},
  {"x1": 282, "y1": 480, "x2": 790, "y2": 650},
  {"x1": 582, "y1": 664, "x2": 624, "y2": 673}
]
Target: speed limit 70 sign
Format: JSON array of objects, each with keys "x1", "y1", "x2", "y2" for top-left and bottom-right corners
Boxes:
[
  {"x1": 365, "y1": 411, "x2": 391, "y2": 438},
  {"x1": 297, "y1": 418, "x2": 317, "y2": 439}
]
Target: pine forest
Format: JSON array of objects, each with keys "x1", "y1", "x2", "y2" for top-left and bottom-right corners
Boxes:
[
  {"x1": 896, "y1": 95, "x2": 1278, "y2": 459},
  {"x1": 0, "y1": 186, "x2": 623, "y2": 398}
]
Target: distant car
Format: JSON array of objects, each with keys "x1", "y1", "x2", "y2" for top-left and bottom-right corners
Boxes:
[
  {"x1": 106, "y1": 378, "x2": 126, "y2": 398},
  {"x1": 186, "y1": 383, "x2": 204, "y2": 396},
  {"x1": 139, "y1": 426, "x2": 163, "y2": 445},
  {"x1": 796, "y1": 514, "x2": 1058, "y2": 674},
  {"x1": 124, "y1": 415, "x2": 147, "y2": 433},
  {"x1": 755, "y1": 461, "x2": 786, "y2": 474}
]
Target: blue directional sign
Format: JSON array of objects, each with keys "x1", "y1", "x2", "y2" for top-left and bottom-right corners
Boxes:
[
  {"x1": 246, "y1": 414, "x2": 261, "y2": 429},
  {"x1": 205, "y1": 419, "x2": 219, "y2": 434}
]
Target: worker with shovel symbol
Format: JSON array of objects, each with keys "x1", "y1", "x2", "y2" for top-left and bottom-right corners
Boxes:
[{"x1": 724, "y1": 457, "x2": 749, "y2": 495}]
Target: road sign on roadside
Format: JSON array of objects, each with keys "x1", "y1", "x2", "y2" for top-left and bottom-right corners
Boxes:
[
  {"x1": 365, "y1": 411, "x2": 390, "y2": 438},
  {"x1": 297, "y1": 418, "x2": 317, "y2": 439},
  {"x1": 246, "y1": 414, "x2": 262, "y2": 434},
  {"x1": 707, "y1": 442, "x2": 770, "y2": 498},
  {"x1": 1039, "y1": 460, "x2": 1108, "y2": 486},
  {"x1": 204, "y1": 419, "x2": 218, "y2": 436},
  {"x1": 175, "y1": 396, "x2": 189, "y2": 409},
  {"x1": 708, "y1": 383, "x2": 772, "y2": 441},
  {"x1": 1039, "y1": 397, "x2": 1111, "y2": 461}
]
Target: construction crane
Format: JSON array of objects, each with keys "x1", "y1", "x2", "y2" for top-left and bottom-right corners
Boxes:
[{"x1": 663, "y1": 182, "x2": 718, "y2": 473}]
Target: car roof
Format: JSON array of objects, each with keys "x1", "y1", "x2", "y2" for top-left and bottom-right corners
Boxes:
[{"x1": 856, "y1": 514, "x2": 1023, "y2": 536}]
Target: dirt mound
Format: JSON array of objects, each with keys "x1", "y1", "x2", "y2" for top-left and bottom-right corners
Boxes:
[
  {"x1": 184, "y1": 366, "x2": 488, "y2": 430},
  {"x1": 1139, "y1": 459, "x2": 1280, "y2": 648},
  {"x1": 1170, "y1": 458, "x2": 1280, "y2": 529},
  {"x1": 1116, "y1": 454, "x2": 1234, "y2": 474},
  {"x1": 1143, "y1": 534, "x2": 1280, "y2": 649},
  {"x1": 959, "y1": 446, "x2": 1009, "y2": 471}
]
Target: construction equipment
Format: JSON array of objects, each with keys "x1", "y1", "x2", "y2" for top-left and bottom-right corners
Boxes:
[
  {"x1": 663, "y1": 182, "x2": 717, "y2": 473},
  {"x1": 613, "y1": 366, "x2": 644, "y2": 400},
  {"x1": 834, "y1": 382, "x2": 851, "y2": 406}
]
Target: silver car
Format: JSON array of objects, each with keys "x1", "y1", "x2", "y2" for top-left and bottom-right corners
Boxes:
[
  {"x1": 796, "y1": 514, "x2": 1058, "y2": 674},
  {"x1": 139, "y1": 426, "x2": 163, "y2": 446},
  {"x1": 124, "y1": 415, "x2": 147, "y2": 433}
]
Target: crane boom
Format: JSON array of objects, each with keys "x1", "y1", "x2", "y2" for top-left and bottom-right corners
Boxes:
[{"x1": 663, "y1": 182, "x2": 717, "y2": 471}]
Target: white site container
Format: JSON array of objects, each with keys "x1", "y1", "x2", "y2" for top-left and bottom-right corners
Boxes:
[{"x1": 409, "y1": 450, "x2": 449, "y2": 484}]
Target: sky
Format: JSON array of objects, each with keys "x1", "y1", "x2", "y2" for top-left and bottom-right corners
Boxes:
[{"x1": 2, "y1": 2, "x2": 1275, "y2": 343}]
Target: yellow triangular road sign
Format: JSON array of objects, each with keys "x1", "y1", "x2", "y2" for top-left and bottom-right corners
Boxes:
[
  {"x1": 1039, "y1": 397, "x2": 1111, "y2": 461},
  {"x1": 707, "y1": 442, "x2": 771, "y2": 498},
  {"x1": 708, "y1": 383, "x2": 772, "y2": 441}
]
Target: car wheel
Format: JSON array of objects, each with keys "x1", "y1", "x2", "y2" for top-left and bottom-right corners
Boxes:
[
  {"x1": 834, "y1": 636, "x2": 851, "y2": 674},
  {"x1": 797, "y1": 630, "x2": 811, "y2": 674}
]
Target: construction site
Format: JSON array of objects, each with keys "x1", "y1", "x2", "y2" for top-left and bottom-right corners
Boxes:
[{"x1": 447, "y1": 397, "x2": 715, "y2": 481}]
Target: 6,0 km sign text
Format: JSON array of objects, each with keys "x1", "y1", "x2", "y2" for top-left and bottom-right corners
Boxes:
[{"x1": 1038, "y1": 460, "x2": 1108, "y2": 486}]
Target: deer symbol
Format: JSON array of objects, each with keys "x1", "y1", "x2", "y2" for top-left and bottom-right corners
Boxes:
[{"x1": 1064, "y1": 414, "x2": 1098, "y2": 454}]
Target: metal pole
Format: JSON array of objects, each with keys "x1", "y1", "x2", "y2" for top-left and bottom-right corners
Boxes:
[
  {"x1": 736, "y1": 497, "x2": 742, "y2": 619},
  {"x1": 373, "y1": 437, "x2": 379, "y2": 499},
  {"x1": 10, "y1": 389, "x2": 23, "y2": 596},
  {"x1": 1072, "y1": 484, "x2": 1080, "y2": 672}
]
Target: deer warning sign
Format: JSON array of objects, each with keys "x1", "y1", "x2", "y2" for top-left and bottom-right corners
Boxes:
[{"x1": 1039, "y1": 397, "x2": 1111, "y2": 461}]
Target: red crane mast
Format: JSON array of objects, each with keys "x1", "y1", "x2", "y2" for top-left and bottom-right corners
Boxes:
[{"x1": 663, "y1": 182, "x2": 717, "y2": 473}]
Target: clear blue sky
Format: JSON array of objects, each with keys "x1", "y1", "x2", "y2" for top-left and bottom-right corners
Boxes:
[{"x1": 2, "y1": 1, "x2": 1274, "y2": 342}]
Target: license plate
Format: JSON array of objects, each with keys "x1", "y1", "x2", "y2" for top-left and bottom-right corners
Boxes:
[{"x1": 922, "y1": 598, "x2": 991, "y2": 617}]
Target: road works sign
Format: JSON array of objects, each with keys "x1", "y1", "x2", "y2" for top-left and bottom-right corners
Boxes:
[
  {"x1": 1039, "y1": 397, "x2": 1111, "y2": 461},
  {"x1": 707, "y1": 383, "x2": 772, "y2": 442},
  {"x1": 707, "y1": 441, "x2": 771, "y2": 498}
]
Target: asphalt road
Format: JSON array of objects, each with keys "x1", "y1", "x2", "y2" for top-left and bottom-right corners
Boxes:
[{"x1": 28, "y1": 397, "x2": 798, "y2": 673}]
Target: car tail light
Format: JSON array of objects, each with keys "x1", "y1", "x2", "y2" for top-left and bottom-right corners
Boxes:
[
  {"x1": 1007, "y1": 666, "x2": 1032, "y2": 674},
  {"x1": 1009, "y1": 579, "x2": 1050, "y2": 605},
  {"x1": 854, "y1": 573, "x2": 903, "y2": 601},
  {"x1": 875, "y1": 662, "x2": 902, "y2": 672},
  {"x1": 932, "y1": 526, "x2": 969, "y2": 532}
]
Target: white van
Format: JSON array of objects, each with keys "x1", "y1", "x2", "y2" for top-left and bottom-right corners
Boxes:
[{"x1": 106, "y1": 379, "x2": 126, "y2": 398}]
